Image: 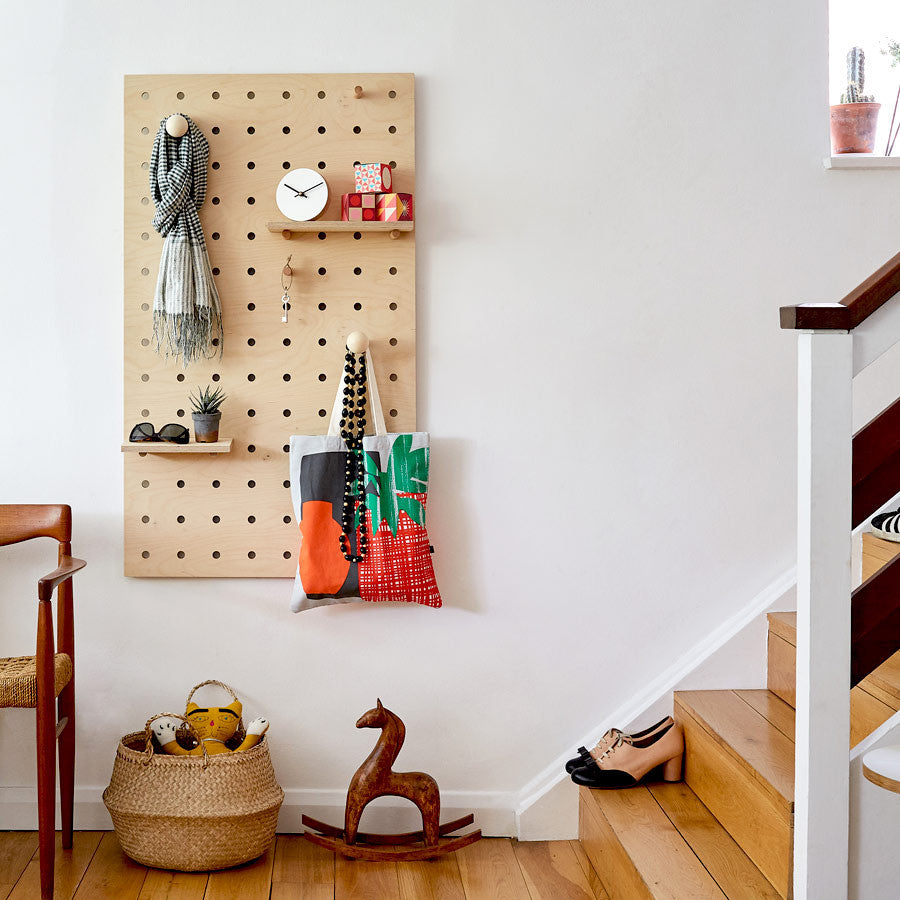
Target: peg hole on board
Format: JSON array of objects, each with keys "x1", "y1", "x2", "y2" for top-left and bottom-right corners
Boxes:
[
  {"x1": 141, "y1": 480, "x2": 149, "y2": 488},
  {"x1": 389, "y1": 338, "x2": 398, "y2": 346},
  {"x1": 248, "y1": 515, "x2": 256, "y2": 523},
  {"x1": 389, "y1": 90, "x2": 397, "y2": 98},
  {"x1": 318, "y1": 301, "x2": 327, "y2": 310},
  {"x1": 248, "y1": 480, "x2": 256, "y2": 488},
  {"x1": 141, "y1": 374, "x2": 149, "y2": 382},
  {"x1": 247, "y1": 126, "x2": 255, "y2": 134},
  {"x1": 318, "y1": 338, "x2": 326, "y2": 346},
  {"x1": 282, "y1": 409, "x2": 291, "y2": 417},
  {"x1": 141, "y1": 338, "x2": 149, "y2": 347},
  {"x1": 283, "y1": 515, "x2": 292, "y2": 524},
  {"x1": 317, "y1": 232, "x2": 326, "y2": 240},
  {"x1": 247, "y1": 373, "x2": 256, "y2": 381},
  {"x1": 318, "y1": 125, "x2": 326, "y2": 134},
  {"x1": 353, "y1": 125, "x2": 361, "y2": 134},
  {"x1": 177, "y1": 480, "x2": 185, "y2": 488},
  {"x1": 248, "y1": 302, "x2": 255, "y2": 310},
  {"x1": 247, "y1": 232, "x2": 255, "y2": 240},
  {"x1": 318, "y1": 373, "x2": 327, "y2": 381},
  {"x1": 211, "y1": 126, "x2": 220, "y2": 135},
  {"x1": 282, "y1": 91, "x2": 290, "y2": 99},
  {"x1": 317, "y1": 161, "x2": 326, "y2": 169},
  {"x1": 283, "y1": 480, "x2": 290, "y2": 489},
  {"x1": 389, "y1": 266, "x2": 397, "y2": 275},
  {"x1": 141, "y1": 162, "x2": 149, "y2": 170},
  {"x1": 142, "y1": 551, "x2": 150, "y2": 559},
  {"x1": 177, "y1": 550, "x2": 185, "y2": 559},
  {"x1": 390, "y1": 373, "x2": 398, "y2": 381},
  {"x1": 211, "y1": 91, "x2": 219, "y2": 99},
  {"x1": 283, "y1": 373, "x2": 291, "y2": 381},
  {"x1": 176, "y1": 409, "x2": 185, "y2": 418},
  {"x1": 211, "y1": 232, "x2": 220, "y2": 240},
  {"x1": 212, "y1": 551, "x2": 221, "y2": 559},
  {"x1": 283, "y1": 551, "x2": 292, "y2": 559},
  {"x1": 211, "y1": 373, "x2": 221, "y2": 382},
  {"x1": 141, "y1": 92, "x2": 149, "y2": 100},
  {"x1": 177, "y1": 515, "x2": 185, "y2": 523},
  {"x1": 141, "y1": 232, "x2": 149, "y2": 240},
  {"x1": 211, "y1": 162, "x2": 220, "y2": 170},
  {"x1": 212, "y1": 338, "x2": 220, "y2": 346},
  {"x1": 283, "y1": 161, "x2": 291, "y2": 169},
  {"x1": 141, "y1": 197, "x2": 149, "y2": 205},
  {"x1": 317, "y1": 90, "x2": 326, "y2": 99},
  {"x1": 141, "y1": 126, "x2": 149, "y2": 135},
  {"x1": 318, "y1": 267, "x2": 326, "y2": 276},
  {"x1": 141, "y1": 515, "x2": 150, "y2": 524},
  {"x1": 353, "y1": 232, "x2": 362, "y2": 240},
  {"x1": 318, "y1": 409, "x2": 327, "y2": 417},
  {"x1": 247, "y1": 196, "x2": 255, "y2": 204},
  {"x1": 248, "y1": 551, "x2": 256, "y2": 559},
  {"x1": 176, "y1": 91, "x2": 185, "y2": 100},
  {"x1": 389, "y1": 161, "x2": 397, "y2": 169},
  {"x1": 283, "y1": 338, "x2": 291, "y2": 346},
  {"x1": 354, "y1": 302, "x2": 362, "y2": 311},
  {"x1": 176, "y1": 373, "x2": 185, "y2": 382},
  {"x1": 247, "y1": 268, "x2": 255, "y2": 275},
  {"x1": 353, "y1": 267, "x2": 362, "y2": 275},
  {"x1": 141, "y1": 408, "x2": 150, "y2": 416},
  {"x1": 388, "y1": 125, "x2": 397, "y2": 134},
  {"x1": 141, "y1": 267, "x2": 149, "y2": 276},
  {"x1": 389, "y1": 301, "x2": 398, "y2": 310},
  {"x1": 248, "y1": 409, "x2": 256, "y2": 417},
  {"x1": 283, "y1": 444, "x2": 289, "y2": 453},
  {"x1": 141, "y1": 303, "x2": 150, "y2": 311},
  {"x1": 212, "y1": 480, "x2": 220, "y2": 488},
  {"x1": 212, "y1": 197, "x2": 220, "y2": 205},
  {"x1": 247, "y1": 161, "x2": 255, "y2": 170},
  {"x1": 248, "y1": 445, "x2": 256, "y2": 453},
  {"x1": 390, "y1": 409, "x2": 398, "y2": 417},
  {"x1": 212, "y1": 515, "x2": 220, "y2": 524},
  {"x1": 247, "y1": 90, "x2": 255, "y2": 99},
  {"x1": 247, "y1": 338, "x2": 256, "y2": 346}
]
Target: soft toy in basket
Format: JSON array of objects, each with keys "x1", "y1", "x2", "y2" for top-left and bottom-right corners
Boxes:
[{"x1": 103, "y1": 680, "x2": 283, "y2": 871}]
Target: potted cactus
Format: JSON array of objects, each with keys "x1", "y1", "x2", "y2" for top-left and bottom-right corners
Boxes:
[
  {"x1": 831, "y1": 47, "x2": 881, "y2": 154},
  {"x1": 190, "y1": 385, "x2": 227, "y2": 443}
]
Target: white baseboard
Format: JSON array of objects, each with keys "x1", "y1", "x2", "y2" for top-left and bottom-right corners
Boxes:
[{"x1": 0, "y1": 785, "x2": 517, "y2": 837}]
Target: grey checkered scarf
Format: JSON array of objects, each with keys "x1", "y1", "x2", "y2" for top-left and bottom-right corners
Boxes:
[{"x1": 150, "y1": 114, "x2": 223, "y2": 364}]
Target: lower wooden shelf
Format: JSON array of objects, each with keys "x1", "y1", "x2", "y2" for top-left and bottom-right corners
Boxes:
[{"x1": 121, "y1": 438, "x2": 233, "y2": 454}]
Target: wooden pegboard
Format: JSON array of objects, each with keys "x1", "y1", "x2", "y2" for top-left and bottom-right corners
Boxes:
[{"x1": 124, "y1": 74, "x2": 415, "y2": 577}]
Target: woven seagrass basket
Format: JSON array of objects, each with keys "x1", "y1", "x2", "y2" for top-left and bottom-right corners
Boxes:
[{"x1": 102, "y1": 684, "x2": 283, "y2": 871}]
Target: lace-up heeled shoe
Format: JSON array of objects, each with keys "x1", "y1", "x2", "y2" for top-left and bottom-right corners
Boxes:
[
  {"x1": 564, "y1": 716, "x2": 674, "y2": 773},
  {"x1": 570, "y1": 720, "x2": 684, "y2": 789}
]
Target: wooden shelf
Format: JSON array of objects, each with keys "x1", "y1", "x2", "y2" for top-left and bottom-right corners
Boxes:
[
  {"x1": 121, "y1": 438, "x2": 233, "y2": 454},
  {"x1": 267, "y1": 221, "x2": 414, "y2": 239}
]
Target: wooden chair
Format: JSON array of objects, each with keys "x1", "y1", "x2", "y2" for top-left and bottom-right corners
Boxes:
[{"x1": 0, "y1": 505, "x2": 85, "y2": 900}]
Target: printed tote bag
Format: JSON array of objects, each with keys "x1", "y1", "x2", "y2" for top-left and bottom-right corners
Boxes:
[{"x1": 289, "y1": 348, "x2": 441, "y2": 612}]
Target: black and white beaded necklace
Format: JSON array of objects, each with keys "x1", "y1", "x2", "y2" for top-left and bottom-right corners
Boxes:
[{"x1": 337, "y1": 350, "x2": 369, "y2": 563}]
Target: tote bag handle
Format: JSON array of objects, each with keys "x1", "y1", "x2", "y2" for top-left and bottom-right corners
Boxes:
[{"x1": 327, "y1": 346, "x2": 387, "y2": 437}]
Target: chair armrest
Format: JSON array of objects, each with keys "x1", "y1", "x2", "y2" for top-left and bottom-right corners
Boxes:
[{"x1": 38, "y1": 556, "x2": 86, "y2": 601}]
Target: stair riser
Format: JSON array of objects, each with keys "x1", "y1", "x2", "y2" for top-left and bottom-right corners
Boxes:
[
  {"x1": 768, "y1": 632, "x2": 796, "y2": 708},
  {"x1": 676, "y1": 700, "x2": 792, "y2": 899},
  {"x1": 579, "y1": 793, "x2": 655, "y2": 899}
]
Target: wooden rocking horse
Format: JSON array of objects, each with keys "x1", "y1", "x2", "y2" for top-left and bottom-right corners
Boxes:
[{"x1": 302, "y1": 700, "x2": 482, "y2": 861}]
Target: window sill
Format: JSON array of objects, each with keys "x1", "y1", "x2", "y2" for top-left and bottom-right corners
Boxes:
[{"x1": 824, "y1": 155, "x2": 900, "y2": 169}]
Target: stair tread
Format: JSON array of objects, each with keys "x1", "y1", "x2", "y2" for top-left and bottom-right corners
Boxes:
[
  {"x1": 580, "y1": 785, "x2": 725, "y2": 899},
  {"x1": 647, "y1": 782, "x2": 782, "y2": 900},
  {"x1": 675, "y1": 690, "x2": 794, "y2": 809},
  {"x1": 766, "y1": 612, "x2": 796, "y2": 645},
  {"x1": 579, "y1": 782, "x2": 778, "y2": 900}
]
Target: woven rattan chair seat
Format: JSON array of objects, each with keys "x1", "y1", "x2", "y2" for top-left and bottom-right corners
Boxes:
[{"x1": 0, "y1": 654, "x2": 73, "y2": 709}]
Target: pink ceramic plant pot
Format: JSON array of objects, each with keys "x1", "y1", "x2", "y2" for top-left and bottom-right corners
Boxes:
[{"x1": 830, "y1": 103, "x2": 881, "y2": 154}]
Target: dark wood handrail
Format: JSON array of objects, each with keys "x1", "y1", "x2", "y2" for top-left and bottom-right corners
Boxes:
[
  {"x1": 852, "y1": 551, "x2": 900, "y2": 685},
  {"x1": 780, "y1": 249, "x2": 900, "y2": 330},
  {"x1": 852, "y1": 396, "x2": 900, "y2": 528}
]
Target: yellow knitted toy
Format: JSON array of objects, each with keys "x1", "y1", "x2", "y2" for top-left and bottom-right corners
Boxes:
[{"x1": 150, "y1": 681, "x2": 269, "y2": 756}]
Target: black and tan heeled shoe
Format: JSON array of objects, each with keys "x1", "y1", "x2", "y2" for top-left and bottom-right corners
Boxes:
[
  {"x1": 570, "y1": 720, "x2": 684, "y2": 789},
  {"x1": 564, "y1": 716, "x2": 674, "y2": 774}
]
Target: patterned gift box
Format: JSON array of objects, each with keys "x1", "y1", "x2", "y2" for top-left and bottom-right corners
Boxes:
[
  {"x1": 341, "y1": 193, "x2": 377, "y2": 222},
  {"x1": 375, "y1": 193, "x2": 414, "y2": 222},
  {"x1": 354, "y1": 162, "x2": 392, "y2": 194}
]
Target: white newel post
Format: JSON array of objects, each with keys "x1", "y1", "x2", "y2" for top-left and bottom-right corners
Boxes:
[{"x1": 794, "y1": 330, "x2": 853, "y2": 900}]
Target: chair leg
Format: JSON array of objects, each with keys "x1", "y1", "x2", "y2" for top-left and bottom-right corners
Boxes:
[
  {"x1": 36, "y1": 605, "x2": 56, "y2": 900},
  {"x1": 58, "y1": 682, "x2": 75, "y2": 850}
]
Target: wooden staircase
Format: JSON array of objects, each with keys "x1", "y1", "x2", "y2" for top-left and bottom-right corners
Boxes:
[{"x1": 577, "y1": 534, "x2": 900, "y2": 899}]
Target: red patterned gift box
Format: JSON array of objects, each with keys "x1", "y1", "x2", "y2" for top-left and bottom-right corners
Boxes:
[
  {"x1": 375, "y1": 192, "x2": 414, "y2": 222},
  {"x1": 341, "y1": 192, "x2": 377, "y2": 222},
  {"x1": 353, "y1": 162, "x2": 392, "y2": 193}
]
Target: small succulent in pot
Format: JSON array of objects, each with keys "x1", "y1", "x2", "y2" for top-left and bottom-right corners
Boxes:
[
  {"x1": 190, "y1": 385, "x2": 227, "y2": 443},
  {"x1": 831, "y1": 47, "x2": 881, "y2": 154}
]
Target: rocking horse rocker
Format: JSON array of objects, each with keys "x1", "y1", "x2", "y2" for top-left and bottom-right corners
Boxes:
[{"x1": 302, "y1": 700, "x2": 482, "y2": 861}]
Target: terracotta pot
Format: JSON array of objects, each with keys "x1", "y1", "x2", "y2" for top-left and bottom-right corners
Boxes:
[
  {"x1": 830, "y1": 103, "x2": 881, "y2": 154},
  {"x1": 191, "y1": 412, "x2": 221, "y2": 443}
]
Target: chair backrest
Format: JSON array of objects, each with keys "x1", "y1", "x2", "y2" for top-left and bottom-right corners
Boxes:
[{"x1": 0, "y1": 505, "x2": 71, "y2": 547}]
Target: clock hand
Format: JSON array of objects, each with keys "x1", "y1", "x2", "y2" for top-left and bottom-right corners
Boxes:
[
  {"x1": 302, "y1": 182, "x2": 325, "y2": 192},
  {"x1": 284, "y1": 183, "x2": 306, "y2": 197}
]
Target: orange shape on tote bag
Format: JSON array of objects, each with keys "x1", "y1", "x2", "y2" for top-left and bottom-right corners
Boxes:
[{"x1": 299, "y1": 500, "x2": 350, "y2": 594}]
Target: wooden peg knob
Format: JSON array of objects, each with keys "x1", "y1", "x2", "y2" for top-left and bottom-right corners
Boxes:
[
  {"x1": 354, "y1": 85, "x2": 364, "y2": 98},
  {"x1": 346, "y1": 331, "x2": 369, "y2": 353},
  {"x1": 282, "y1": 265, "x2": 292, "y2": 276},
  {"x1": 165, "y1": 114, "x2": 189, "y2": 137},
  {"x1": 281, "y1": 230, "x2": 293, "y2": 240},
  {"x1": 390, "y1": 229, "x2": 401, "y2": 240}
]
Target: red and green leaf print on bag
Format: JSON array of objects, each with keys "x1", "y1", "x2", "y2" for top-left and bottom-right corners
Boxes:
[{"x1": 357, "y1": 434, "x2": 441, "y2": 606}]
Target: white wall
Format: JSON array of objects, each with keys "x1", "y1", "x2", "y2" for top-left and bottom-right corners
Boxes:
[{"x1": 2, "y1": 0, "x2": 899, "y2": 833}]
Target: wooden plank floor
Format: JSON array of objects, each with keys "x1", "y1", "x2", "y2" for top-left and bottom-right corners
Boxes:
[{"x1": 0, "y1": 832, "x2": 609, "y2": 900}]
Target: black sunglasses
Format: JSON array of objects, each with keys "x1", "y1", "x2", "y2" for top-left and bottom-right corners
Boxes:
[{"x1": 129, "y1": 422, "x2": 190, "y2": 444}]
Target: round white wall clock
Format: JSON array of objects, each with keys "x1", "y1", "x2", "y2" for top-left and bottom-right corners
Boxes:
[{"x1": 276, "y1": 168, "x2": 329, "y2": 221}]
